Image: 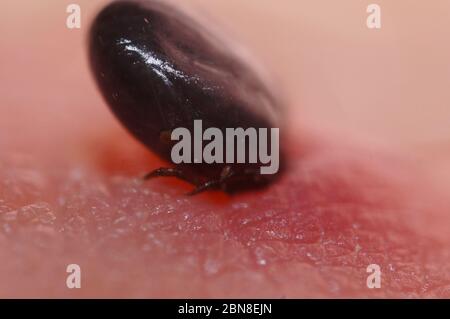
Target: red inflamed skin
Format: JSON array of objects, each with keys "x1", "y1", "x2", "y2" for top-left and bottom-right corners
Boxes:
[{"x1": 0, "y1": 0, "x2": 449, "y2": 297}]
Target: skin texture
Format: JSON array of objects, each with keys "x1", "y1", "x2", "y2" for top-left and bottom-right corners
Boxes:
[{"x1": 0, "y1": 0, "x2": 450, "y2": 297}]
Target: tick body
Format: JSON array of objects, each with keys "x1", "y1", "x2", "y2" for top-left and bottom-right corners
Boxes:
[{"x1": 89, "y1": 0, "x2": 285, "y2": 194}]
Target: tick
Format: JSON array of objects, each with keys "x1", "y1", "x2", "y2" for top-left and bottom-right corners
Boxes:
[{"x1": 89, "y1": 0, "x2": 285, "y2": 194}]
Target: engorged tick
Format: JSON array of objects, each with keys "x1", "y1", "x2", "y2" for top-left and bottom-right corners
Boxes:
[{"x1": 89, "y1": 0, "x2": 285, "y2": 194}]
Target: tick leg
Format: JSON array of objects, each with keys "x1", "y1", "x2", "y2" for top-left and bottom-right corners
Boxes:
[
  {"x1": 187, "y1": 180, "x2": 221, "y2": 196},
  {"x1": 187, "y1": 165, "x2": 238, "y2": 195},
  {"x1": 187, "y1": 166, "x2": 239, "y2": 195},
  {"x1": 143, "y1": 167, "x2": 191, "y2": 183}
]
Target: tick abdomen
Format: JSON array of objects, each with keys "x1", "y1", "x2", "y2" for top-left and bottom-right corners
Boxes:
[{"x1": 89, "y1": 0, "x2": 284, "y2": 193}]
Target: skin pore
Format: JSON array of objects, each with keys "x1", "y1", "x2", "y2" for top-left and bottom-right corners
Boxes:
[{"x1": 0, "y1": 0, "x2": 449, "y2": 297}]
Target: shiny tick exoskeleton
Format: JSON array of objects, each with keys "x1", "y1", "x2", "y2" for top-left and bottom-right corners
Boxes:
[{"x1": 89, "y1": 0, "x2": 285, "y2": 194}]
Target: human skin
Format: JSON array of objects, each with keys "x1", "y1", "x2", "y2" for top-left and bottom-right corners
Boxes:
[{"x1": 0, "y1": 0, "x2": 449, "y2": 297}]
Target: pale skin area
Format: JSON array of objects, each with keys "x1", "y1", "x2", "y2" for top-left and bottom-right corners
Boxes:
[{"x1": 0, "y1": 0, "x2": 449, "y2": 297}]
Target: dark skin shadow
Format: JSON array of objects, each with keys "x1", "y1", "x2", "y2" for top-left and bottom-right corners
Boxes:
[{"x1": 0, "y1": 0, "x2": 449, "y2": 297}]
